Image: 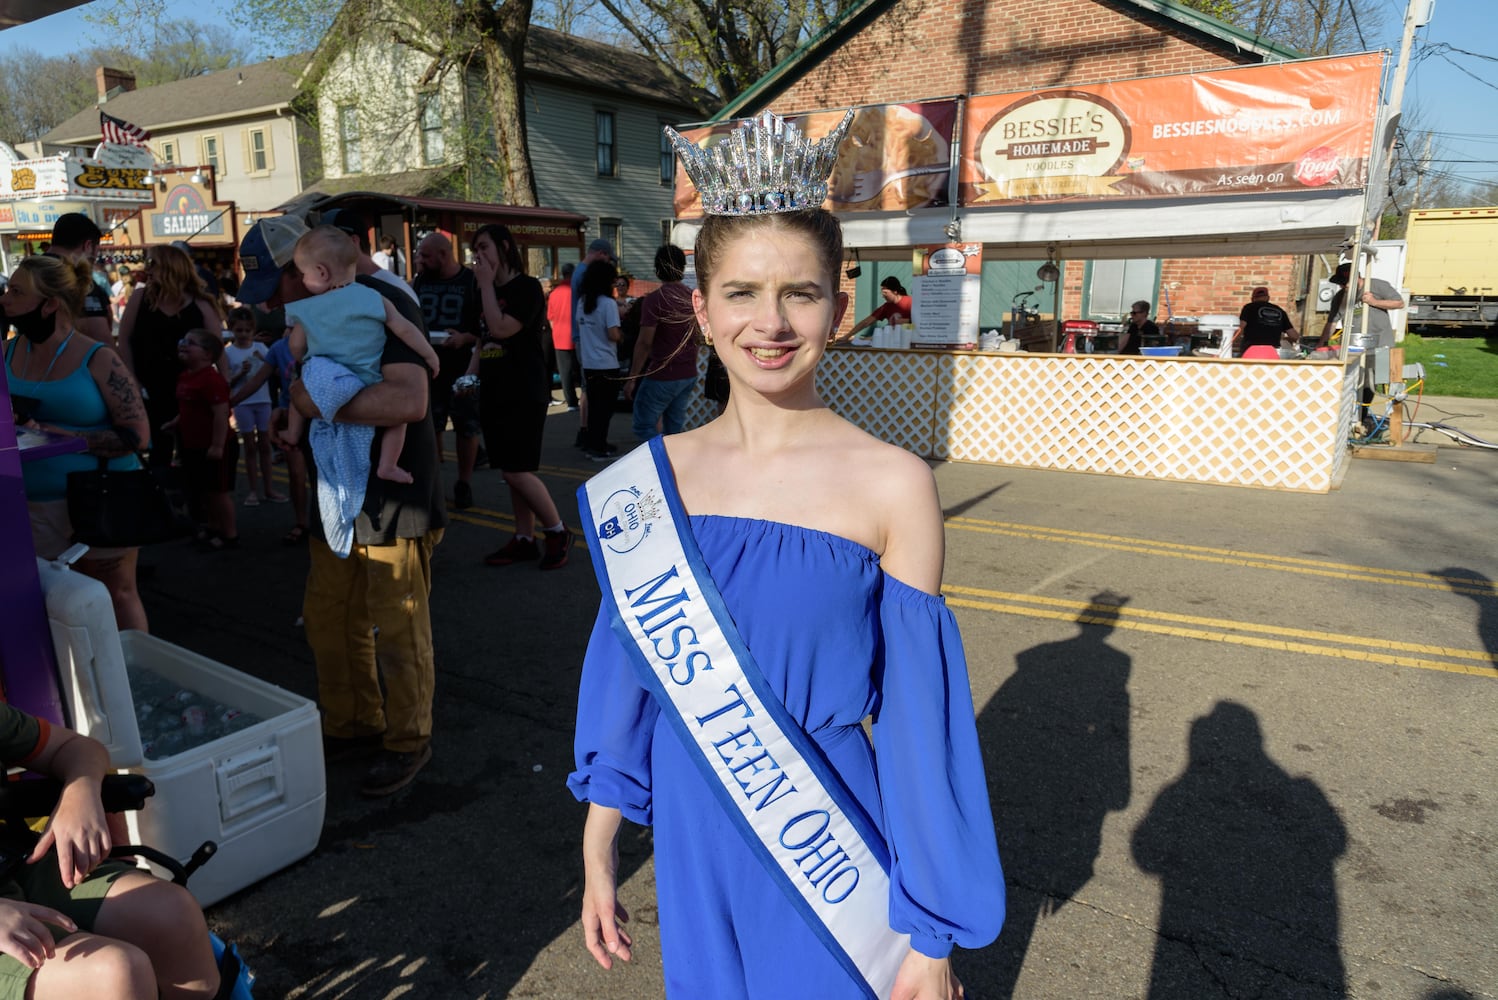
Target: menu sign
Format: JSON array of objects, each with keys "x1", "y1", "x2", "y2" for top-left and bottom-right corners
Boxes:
[
  {"x1": 911, "y1": 242, "x2": 983, "y2": 349},
  {"x1": 672, "y1": 100, "x2": 958, "y2": 218},
  {"x1": 960, "y1": 52, "x2": 1382, "y2": 204}
]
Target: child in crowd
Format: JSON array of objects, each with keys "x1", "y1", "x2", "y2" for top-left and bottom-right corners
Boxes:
[
  {"x1": 222, "y1": 306, "x2": 285, "y2": 506},
  {"x1": 281, "y1": 225, "x2": 438, "y2": 485},
  {"x1": 165, "y1": 329, "x2": 238, "y2": 550}
]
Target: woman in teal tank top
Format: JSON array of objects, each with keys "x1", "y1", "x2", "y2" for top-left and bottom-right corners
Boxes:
[{"x1": 3, "y1": 255, "x2": 153, "y2": 632}]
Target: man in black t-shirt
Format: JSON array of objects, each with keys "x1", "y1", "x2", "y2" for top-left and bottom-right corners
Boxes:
[
  {"x1": 238, "y1": 216, "x2": 446, "y2": 798},
  {"x1": 413, "y1": 232, "x2": 482, "y2": 508},
  {"x1": 48, "y1": 213, "x2": 112, "y2": 342},
  {"x1": 1232, "y1": 286, "x2": 1298, "y2": 355}
]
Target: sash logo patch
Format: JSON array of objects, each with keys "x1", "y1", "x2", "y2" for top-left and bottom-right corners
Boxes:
[{"x1": 597, "y1": 485, "x2": 663, "y2": 554}]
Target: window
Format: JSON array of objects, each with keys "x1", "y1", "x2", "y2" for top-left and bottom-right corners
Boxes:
[
  {"x1": 246, "y1": 128, "x2": 270, "y2": 173},
  {"x1": 659, "y1": 124, "x2": 674, "y2": 185},
  {"x1": 339, "y1": 106, "x2": 362, "y2": 174},
  {"x1": 201, "y1": 135, "x2": 222, "y2": 178},
  {"x1": 661, "y1": 219, "x2": 673, "y2": 246},
  {"x1": 1084, "y1": 259, "x2": 1160, "y2": 321},
  {"x1": 596, "y1": 111, "x2": 616, "y2": 177},
  {"x1": 160, "y1": 140, "x2": 176, "y2": 164},
  {"x1": 419, "y1": 92, "x2": 444, "y2": 165},
  {"x1": 600, "y1": 219, "x2": 621, "y2": 258}
]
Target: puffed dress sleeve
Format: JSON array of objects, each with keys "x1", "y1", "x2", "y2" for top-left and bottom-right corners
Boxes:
[
  {"x1": 566, "y1": 607, "x2": 660, "y2": 825},
  {"x1": 871, "y1": 576, "x2": 1005, "y2": 959}
]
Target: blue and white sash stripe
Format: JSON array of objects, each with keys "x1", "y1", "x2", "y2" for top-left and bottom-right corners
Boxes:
[{"x1": 579, "y1": 438, "x2": 910, "y2": 999}]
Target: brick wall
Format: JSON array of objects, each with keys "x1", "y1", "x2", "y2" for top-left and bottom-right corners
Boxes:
[
  {"x1": 767, "y1": 0, "x2": 1301, "y2": 322},
  {"x1": 772, "y1": 0, "x2": 1255, "y2": 113}
]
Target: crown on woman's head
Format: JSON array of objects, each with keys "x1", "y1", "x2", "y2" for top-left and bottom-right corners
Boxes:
[{"x1": 665, "y1": 109, "x2": 854, "y2": 216}]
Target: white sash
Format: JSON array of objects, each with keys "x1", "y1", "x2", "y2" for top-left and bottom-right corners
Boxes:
[{"x1": 579, "y1": 438, "x2": 910, "y2": 999}]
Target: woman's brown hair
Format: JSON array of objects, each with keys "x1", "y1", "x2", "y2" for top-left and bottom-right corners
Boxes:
[
  {"x1": 143, "y1": 243, "x2": 210, "y2": 310},
  {"x1": 692, "y1": 210, "x2": 843, "y2": 295}
]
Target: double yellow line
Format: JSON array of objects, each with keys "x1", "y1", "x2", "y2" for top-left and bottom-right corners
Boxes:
[
  {"x1": 946, "y1": 516, "x2": 1497, "y2": 599},
  {"x1": 943, "y1": 516, "x2": 1497, "y2": 679}
]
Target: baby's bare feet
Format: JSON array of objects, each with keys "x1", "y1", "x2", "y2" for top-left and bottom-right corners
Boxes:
[{"x1": 377, "y1": 463, "x2": 415, "y2": 484}]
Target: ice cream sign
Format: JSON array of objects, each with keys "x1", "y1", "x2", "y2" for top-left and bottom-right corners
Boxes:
[{"x1": 149, "y1": 184, "x2": 226, "y2": 238}]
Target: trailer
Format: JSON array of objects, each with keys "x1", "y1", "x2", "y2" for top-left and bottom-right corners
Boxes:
[{"x1": 1403, "y1": 207, "x2": 1498, "y2": 331}]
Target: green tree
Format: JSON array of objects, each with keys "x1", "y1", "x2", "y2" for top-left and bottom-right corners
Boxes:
[
  {"x1": 580, "y1": 0, "x2": 850, "y2": 103},
  {"x1": 1178, "y1": 0, "x2": 1386, "y2": 56},
  {"x1": 0, "y1": 21, "x2": 251, "y2": 145}
]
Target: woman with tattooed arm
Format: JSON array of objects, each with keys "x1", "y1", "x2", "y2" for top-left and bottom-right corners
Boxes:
[{"x1": 4, "y1": 254, "x2": 153, "y2": 631}]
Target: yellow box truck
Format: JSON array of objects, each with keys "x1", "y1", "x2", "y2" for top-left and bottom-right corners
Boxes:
[{"x1": 1403, "y1": 207, "x2": 1498, "y2": 331}]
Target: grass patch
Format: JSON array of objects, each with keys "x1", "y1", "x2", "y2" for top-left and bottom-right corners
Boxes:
[{"x1": 1397, "y1": 333, "x2": 1498, "y2": 398}]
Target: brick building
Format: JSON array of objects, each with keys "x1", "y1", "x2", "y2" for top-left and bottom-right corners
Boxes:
[{"x1": 710, "y1": 0, "x2": 1356, "y2": 341}]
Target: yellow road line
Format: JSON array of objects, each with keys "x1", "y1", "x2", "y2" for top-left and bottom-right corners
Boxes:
[
  {"x1": 947, "y1": 597, "x2": 1495, "y2": 678},
  {"x1": 945, "y1": 586, "x2": 1498, "y2": 668},
  {"x1": 946, "y1": 516, "x2": 1496, "y2": 598}
]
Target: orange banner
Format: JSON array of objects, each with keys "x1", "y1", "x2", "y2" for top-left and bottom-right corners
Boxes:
[
  {"x1": 960, "y1": 53, "x2": 1383, "y2": 205},
  {"x1": 673, "y1": 100, "x2": 957, "y2": 219}
]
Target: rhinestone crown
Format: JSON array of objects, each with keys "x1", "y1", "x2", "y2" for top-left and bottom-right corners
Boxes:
[{"x1": 665, "y1": 109, "x2": 854, "y2": 216}]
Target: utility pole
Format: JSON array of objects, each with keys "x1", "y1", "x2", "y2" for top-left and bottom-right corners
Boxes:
[
  {"x1": 1350, "y1": 0, "x2": 1434, "y2": 452},
  {"x1": 1409, "y1": 132, "x2": 1434, "y2": 212}
]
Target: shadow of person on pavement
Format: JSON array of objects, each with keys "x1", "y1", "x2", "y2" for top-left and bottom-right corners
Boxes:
[
  {"x1": 1132, "y1": 701, "x2": 1348, "y2": 999},
  {"x1": 967, "y1": 591, "x2": 1133, "y2": 998},
  {"x1": 1431, "y1": 567, "x2": 1498, "y2": 660}
]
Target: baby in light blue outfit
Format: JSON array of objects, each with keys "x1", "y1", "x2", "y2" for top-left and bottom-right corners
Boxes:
[{"x1": 284, "y1": 225, "x2": 437, "y2": 555}]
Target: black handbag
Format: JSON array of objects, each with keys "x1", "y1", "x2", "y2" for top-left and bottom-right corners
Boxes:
[{"x1": 66, "y1": 453, "x2": 193, "y2": 547}]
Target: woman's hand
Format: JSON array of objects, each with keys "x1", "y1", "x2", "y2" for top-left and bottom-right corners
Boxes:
[
  {"x1": 581, "y1": 864, "x2": 633, "y2": 970},
  {"x1": 207, "y1": 444, "x2": 223, "y2": 460},
  {"x1": 890, "y1": 950, "x2": 964, "y2": 1000},
  {"x1": 581, "y1": 805, "x2": 631, "y2": 970},
  {"x1": 0, "y1": 900, "x2": 74, "y2": 969},
  {"x1": 472, "y1": 253, "x2": 497, "y2": 287}
]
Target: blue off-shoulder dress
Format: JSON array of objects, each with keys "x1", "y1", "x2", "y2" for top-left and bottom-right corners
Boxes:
[{"x1": 568, "y1": 517, "x2": 1005, "y2": 998}]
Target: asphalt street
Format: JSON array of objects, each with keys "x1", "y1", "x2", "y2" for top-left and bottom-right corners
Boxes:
[{"x1": 133, "y1": 400, "x2": 1498, "y2": 1000}]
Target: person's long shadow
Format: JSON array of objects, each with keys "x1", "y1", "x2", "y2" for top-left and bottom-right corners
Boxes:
[
  {"x1": 969, "y1": 592, "x2": 1133, "y2": 998},
  {"x1": 1131, "y1": 702, "x2": 1347, "y2": 998},
  {"x1": 1431, "y1": 567, "x2": 1498, "y2": 658}
]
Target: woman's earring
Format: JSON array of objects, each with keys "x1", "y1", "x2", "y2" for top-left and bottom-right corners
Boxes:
[{"x1": 701, "y1": 324, "x2": 713, "y2": 346}]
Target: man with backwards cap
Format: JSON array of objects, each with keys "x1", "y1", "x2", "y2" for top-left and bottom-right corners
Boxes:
[
  {"x1": 1321, "y1": 261, "x2": 1402, "y2": 427},
  {"x1": 237, "y1": 215, "x2": 446, "y2": 797},
  {"x1": 570, "y1": 237, "x2": 616, "y2": 300}
]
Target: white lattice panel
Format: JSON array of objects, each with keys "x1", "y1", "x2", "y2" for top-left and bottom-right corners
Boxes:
[
  {"x1": 684, "y1": 347, "x2": 1352, "y2": 493},
  {"x1": 820, "y1": 350, "x2": 940, "y2": 455},
  {"x1": 932, "y1": 354, "x2": 1347, "y2": 491}
]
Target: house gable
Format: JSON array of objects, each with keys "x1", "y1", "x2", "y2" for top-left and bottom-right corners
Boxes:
[{"x1": 720, "y1": 0, "x2": 1300, "y2": 120}]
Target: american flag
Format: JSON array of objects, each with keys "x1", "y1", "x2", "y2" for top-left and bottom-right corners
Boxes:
[{"x1": 100, "y1": 111, "x2": 151, "y2": 147}]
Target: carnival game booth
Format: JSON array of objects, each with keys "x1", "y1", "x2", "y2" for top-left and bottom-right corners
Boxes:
[
  {"x1": 95, "y1": 166, "x2": 244, "y2": 281},
  {"x1": 0, "y1": 142, "x2": 156, "y2": 271},
  {"x1": 278, "y1": 191, "x2": 588, "y2": 278},
  {"x1": 672, "y1": 53, "x2": 1385, "y2": 494}
]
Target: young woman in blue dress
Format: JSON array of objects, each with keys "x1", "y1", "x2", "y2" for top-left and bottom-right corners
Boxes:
[{"x1": 570, "y1": 116, "x2": 1004, "y2": 1000}]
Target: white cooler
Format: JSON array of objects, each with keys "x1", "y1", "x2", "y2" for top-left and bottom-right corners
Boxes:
[{"x1": 37, "y1": 559, "x2": 326, "y2": 907}]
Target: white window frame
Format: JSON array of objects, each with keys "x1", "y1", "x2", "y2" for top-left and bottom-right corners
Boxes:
[
  {"x1": 200, "y1": 134, "x2": 222, "y2": 178},
  {"x1": 339, "y1": 106, "x2": 362, "y2": 175},
  {"x1": 596, "y1": 110, "x2": 616, "y2": 178}
]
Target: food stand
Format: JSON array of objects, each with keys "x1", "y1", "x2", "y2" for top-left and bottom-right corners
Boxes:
[
  {"x1": 671, "y1": 53, "x2": 1384, "y2": 493},
  {"x1": 279, "y1": 191, "x2": 589, "y2": 277}
]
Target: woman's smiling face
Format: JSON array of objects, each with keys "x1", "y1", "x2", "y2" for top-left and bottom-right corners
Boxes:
[{"x1": 692, "y1": 226, "x2": 847, "y2": 399}]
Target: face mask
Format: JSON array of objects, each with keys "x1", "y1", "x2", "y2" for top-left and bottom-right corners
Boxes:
[{"x1": 9, "y1": 305, "x2": 54, "y2": 345}]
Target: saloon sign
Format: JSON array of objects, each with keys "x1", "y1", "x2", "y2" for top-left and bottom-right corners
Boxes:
[{"x1": 149, "y1": 184, "x2": 226, "y2": 238}]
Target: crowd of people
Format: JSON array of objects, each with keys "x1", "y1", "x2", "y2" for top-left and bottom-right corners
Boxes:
[{"x1": 5, "y1": 130, "x2": 1003, "y2": 993}]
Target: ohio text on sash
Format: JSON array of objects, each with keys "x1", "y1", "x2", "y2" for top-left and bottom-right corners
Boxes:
[{"x1": 579, "y1": 438, "x2": 910, "y2": 999}]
